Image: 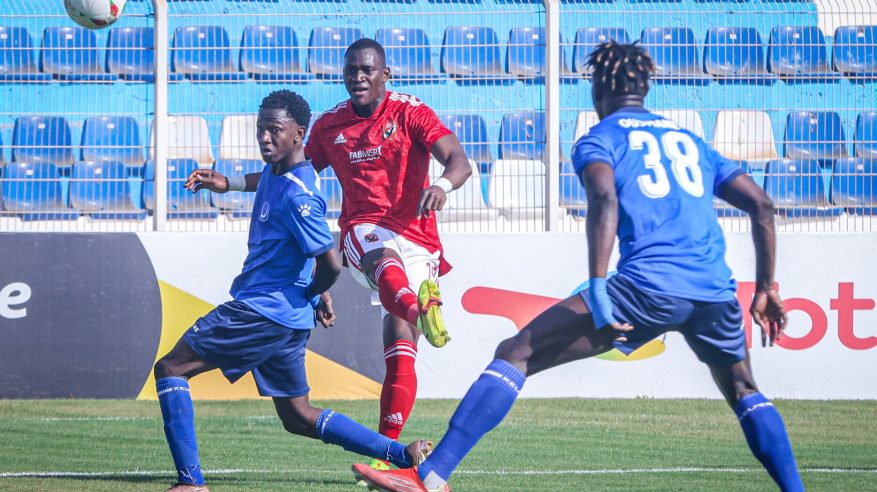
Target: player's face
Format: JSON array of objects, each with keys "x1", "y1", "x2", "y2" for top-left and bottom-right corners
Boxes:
[
  {"x1": 343, "y1": 48, "x2": 389, "y2": 115},
  {"x1": 256, "y1": 108, "x2": 303, "y2": 165}
]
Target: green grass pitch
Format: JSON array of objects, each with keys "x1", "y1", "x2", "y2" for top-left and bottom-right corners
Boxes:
[{"x1": 1, "y1": 399, "x2": 875, "y2": 491}]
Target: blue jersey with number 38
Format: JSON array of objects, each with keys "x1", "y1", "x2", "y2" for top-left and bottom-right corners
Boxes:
[{"x1": 572, "y1": 107, "x2": 744, "y2": 302}]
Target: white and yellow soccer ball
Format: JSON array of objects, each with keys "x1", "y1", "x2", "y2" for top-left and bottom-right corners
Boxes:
[{"x1": 64, "y1": 0, "x2": 128, "y2": 30}]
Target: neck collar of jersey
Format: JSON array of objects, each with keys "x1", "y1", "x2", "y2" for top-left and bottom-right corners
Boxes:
[{"x1": 271, "y1": 159, "x2": 311, "y2": 176}]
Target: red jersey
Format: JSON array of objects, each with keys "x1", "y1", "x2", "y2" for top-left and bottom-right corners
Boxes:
[{"x1": 306, "y1": 91, "x2": 453, "y2": 274}]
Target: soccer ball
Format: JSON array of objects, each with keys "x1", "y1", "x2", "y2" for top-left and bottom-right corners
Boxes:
[{"x1": 64, "y1": 0, "x2": 127, "y2": 30}]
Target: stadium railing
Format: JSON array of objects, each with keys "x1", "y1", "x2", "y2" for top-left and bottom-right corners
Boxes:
[{"x1": 0, "y1": 0, "x2": 874, "y2": 233}]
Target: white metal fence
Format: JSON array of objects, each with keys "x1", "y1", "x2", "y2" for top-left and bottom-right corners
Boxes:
[{"x1": 0, "y1": 0, "x2": 875, "y2": 233}]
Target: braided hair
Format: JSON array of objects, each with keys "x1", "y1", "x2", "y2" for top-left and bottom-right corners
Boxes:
[
  {"x1": 587, "y1": 41, "x2": 655, "y2": 98},
  {"x1": 259, "y1": 89, "x2": 311, "y2": 128}
]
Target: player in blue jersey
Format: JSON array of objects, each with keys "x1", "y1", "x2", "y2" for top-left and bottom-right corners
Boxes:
[
  {"x1": 155, "y1": 90, "x2": 433, "y2": 492},
  {"x1": 353, "y1": 42, "x2": 805, "y2": 492}
]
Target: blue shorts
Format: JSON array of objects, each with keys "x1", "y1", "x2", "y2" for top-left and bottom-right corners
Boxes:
[
  {"x1": 183, "y1": 300, "x2": 310, "y2": 397},
  {"x1": 580, "y1": 274, "x2": 746, "y2": 366}
]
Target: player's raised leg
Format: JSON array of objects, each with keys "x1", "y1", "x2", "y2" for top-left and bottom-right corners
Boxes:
[
  {"x1": 353, "y1": 294, "x2": 631, "y2": 492},
  {"x1": 153, "y1": 339, "x2": 217, "y2": 492},
  {"x1": 358, "y1": 245, "x2": 448, "y2": 349},
  {"x1": 709, "y1": 358, "x2": 804, "y2": 492}
]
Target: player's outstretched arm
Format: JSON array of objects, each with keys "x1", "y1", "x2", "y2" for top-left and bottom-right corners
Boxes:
[
  {"x1": 717, "y1": 174, "x2": 787, "y2": 346},
  {"x1": 184, "y1": 169, "x2": 262, "y2": 193},
  {"x1": 309, "y1": 249, "x2": 342, "y2": 328},
  {"x1": 418, "y1": 134, "x2": 473, "y2": 217}
]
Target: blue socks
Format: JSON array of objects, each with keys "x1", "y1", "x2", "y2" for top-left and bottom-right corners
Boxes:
[
  {"x1": 418, "y1": 359, "x2": 525, "y2": 486},
  {"x1": 315, "y1": 409, "x2": 412, "y2": 468},
  {"x1": 735, "y1": 392, "x2": 804, "y2": 492},
  {"x1": 157, "y1": 377, "x2": 205, "y2": 486}
]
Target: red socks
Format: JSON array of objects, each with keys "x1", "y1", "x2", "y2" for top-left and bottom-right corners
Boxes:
[
  {"x1": 375, "y1": 257, "x2": 419, "y2": 326},
  {"x1": 379, "y1": 340, "x2": 418, "y2": 441}
]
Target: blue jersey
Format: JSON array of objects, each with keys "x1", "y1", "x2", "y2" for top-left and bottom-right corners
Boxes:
[
  {"x1": 572, "y1": 107, "x2": 744, "y2": 302},
  {"x1": 229, "y1": 161, "x2": 335, "y2": 329}
]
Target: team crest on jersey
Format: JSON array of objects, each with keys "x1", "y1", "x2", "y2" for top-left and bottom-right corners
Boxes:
[
  {"x1": 364, "y1": 233, "x2": 379, "y2": 243},
  {"x1": 334, "y1": 133, "x2": 347, "y2": 144},
  {"x1": 259, "y1": 201, "x2": 270, "y2": 222},
  {"x1": 383, "y1": 120, "x2": 397, "y2": 140}
]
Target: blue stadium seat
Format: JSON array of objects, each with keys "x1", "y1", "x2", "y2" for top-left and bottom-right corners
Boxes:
[
  {"x1": 142, "y1": 159, "x2": 218, "y2": 219},
  {"x1": 714, "y1": 161, "x2": 751, "y2": 217},
  {"x1": 441, "y1": 26, "x2": 507, "y2": 81},
  {"x1": 763, "y1": 158, "x2": 842, "y2": 217},
  {"x1": 0, "y1": 26, "x2": 51, "y2": 82},
  {"x1": 499, "y1": 111, "x2": 545, "y2": 160},
  {"x1": 704, "y1": 27, "x2": 772, "y2": 80},
  {"x1": 106, "y1": 27, "x2": 183, "y2": 82},
  {"x1": 560, "y1": 160, "x2": 586, "y2": 217},
  {"x1": 318, "y1": 166, "x2": 343, "y2": 218},
  {"x1": 70, "y1": 161, "x2": 146, "y2": 219},
  {"x1": 307, "y1": 27, "x2": 363, "y2": 80},
  {"x1": 784, "y1": 111, "x2": 848, "y2": 160},
  {"x1": 240, "y1": 25, "x2": 311, "y2": 82},
  {"x1": 506, "y1": 27, "x2": 568, "y2": 80},
  {"x1": 211, "y1": 159, "x2": 263, "y2": 217},
  {"x1": 855, "y1": 112, "x2": 877, "y2": 158},
  {"x1": 832, "y1": 157, "x2": 877, "y2": 214},
  {"x1": 375, "y1": 28, "x2": 438, "y2": 82},
  {"x1": 572, "y1": 28, "x2": 630, "y2": 75},
  {"x1": 1, "y1": 162, "x2": 78, "y2": 220},
  {"x1": 41, "y1": 27, "x2": 116, "y2": 82},
  {"x1": 172, "y1": 26, "x2": 246, "y2": 82},
  {"x1": 833, "y1": 26, "x2": 877, "y2": 79},
  {"x1": 440, "y1": 114, "x2": 491, "y2": 162},
  {"x1": 640, "y1": 27, "x2": 706, "y2": 81},
  {"x1": 11, "y1": 116, "x2": 74, "y2": 167},
  {"x1": 81, "y1": 116, "x2": 144, "y2": 168},
  {"x1": 768, "y1": 26, "x2": 834, "y2": 79}
]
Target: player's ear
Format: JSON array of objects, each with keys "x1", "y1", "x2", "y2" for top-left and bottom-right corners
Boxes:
[{"x1": 383, "y1": 66, "x2": 390, "y2": 82}]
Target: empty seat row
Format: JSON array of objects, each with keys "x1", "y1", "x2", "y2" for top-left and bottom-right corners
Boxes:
[
  {"x1": 6, "y1": 110, "x2": 877, "y2": 174},
  {"x1": 576, "y1": 110, "x2": 877, "y2": 164},
  {"x1": 579, "y1": 25, "x2": 877, "y2": 81},
  {"x1": 2, "y1": 24, "x2": 873, "y2": 83},
  {"x1": 3, "y1": 154, "x2": 876, "y2": 221}
]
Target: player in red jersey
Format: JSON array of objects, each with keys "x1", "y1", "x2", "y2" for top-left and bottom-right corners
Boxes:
[{"x1": 305, "y1": 38, "x2": 472, "y2": 475}]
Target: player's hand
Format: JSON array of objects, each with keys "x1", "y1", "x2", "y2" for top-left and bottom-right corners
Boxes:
[
  {"x1": 751, "y1": 288, "x2": 787, "y2": 347},
  {"x1": 416, "y1": 186, "x2": 448, "y2": 218},
  {"x1": 315, "y1": 292, "x2": 336, "y2": 329},
  {"x1": 603, "y1": 321, "x2": 634, "y2": 343},
  {"x1": 184, "y1": 168, "x2": 229, "y2": 193}
]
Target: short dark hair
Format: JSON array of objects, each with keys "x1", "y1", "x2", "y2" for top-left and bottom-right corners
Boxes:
[
  {"x1": 259, "y1": 90, "x2": 311, "y2": 128},
  {"x1": 587, "y1": 41, "x2": 655, "y2": 98},
  {"x1": 345, "y1": 37, "x2": 386, "y2": 65}
]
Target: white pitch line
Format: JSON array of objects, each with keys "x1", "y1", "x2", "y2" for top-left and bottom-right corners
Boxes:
[
  {"x1": 15, "y1": 416, "x2": 280, "y2": 422},
  {"x1": 23, "y1": 417, "x2": 153, "y2": 422},
  {"x1": 1, "y1": 467, "x2": 875, "y2": 478}
]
